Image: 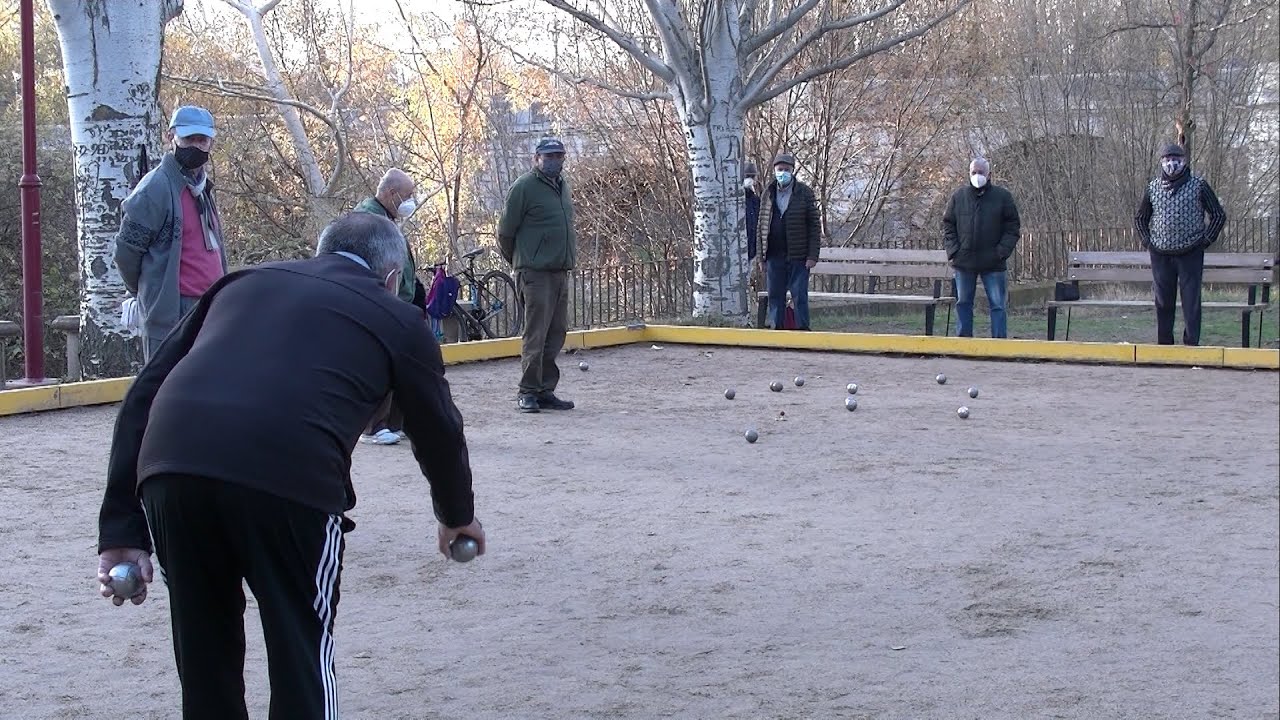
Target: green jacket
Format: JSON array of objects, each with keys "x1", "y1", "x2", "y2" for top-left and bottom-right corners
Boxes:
[
  {"x1": 353, "y1": 196, "x2": 417, "y2": 303},
  {"x1": 497, "y1": 170, "x2": 577, "y2": 271}
]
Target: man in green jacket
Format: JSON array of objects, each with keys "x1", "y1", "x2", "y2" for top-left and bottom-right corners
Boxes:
[
  {"x1": 498, "y1": 137, "x2": 577, "y2": 413},
  {"x1": 354, "y1": 167, "x2": 423, "y2": 444},
  {"x1": 942, "y1": 157, "x2": 1021, "y2": 338}
]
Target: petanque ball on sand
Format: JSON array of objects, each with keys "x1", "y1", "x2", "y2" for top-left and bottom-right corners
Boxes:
[
  {"x1": 450, "y1": 536, "x2": 479, "y2": 563},
  {"x1": 794, "y1": 376, "x2": 805, "y2": 387},
  {"x1": 108, "y1": 562, "x2": 143, "y2": 600},
  {"x1": 846, "y1": 383, "x2": 858, "y2": 395},
  {"x1": 745, "y1": 429, "x2": 759, "y2": 443},
  {"x1": 579, "y1": 361, "x2": 589, "y2": 371},
  {"x1": 724, "y1": 388, "x2": 736, "y2": 400},
  {"x1": 770, "y1": 380, "x2": 783, "y2": 392},
  {"x1": 845, "y1": 397, "x2": 858, "y2": 411},
  {"x1": 968, "y1": 386, "x2": 979, "y2": 399},
  {"x1": 957, "y1": 406, "x2": 970, "y2": 419},
  {"x1": 936, "y1": 373, "x2": 947, "y2": 385}
]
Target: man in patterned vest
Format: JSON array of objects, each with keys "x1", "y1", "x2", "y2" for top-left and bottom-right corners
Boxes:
[{"x1": 1135, "y1": 142, "x2": 1228, "y2": 346}]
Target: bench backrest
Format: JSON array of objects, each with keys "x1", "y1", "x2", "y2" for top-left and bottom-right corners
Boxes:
[
  {"x1": 1066, "y1": 251, "x2": 1274, "y2": 284},
  {"x1": 814, "y1": 247, "x2": 953, "y2": 279}
]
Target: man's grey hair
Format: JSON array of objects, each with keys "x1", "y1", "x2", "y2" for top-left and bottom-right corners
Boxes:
[
  {"x1": 315, "y1": 212, "x2": 407, "y2": 277},
  {"x1": 970, "y1": 157, "x2": 991, "y2": 173}
]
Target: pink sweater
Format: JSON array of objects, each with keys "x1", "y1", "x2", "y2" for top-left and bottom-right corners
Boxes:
[{"x1": 178, "y1": 188, "x2": 224, "y2": 297}]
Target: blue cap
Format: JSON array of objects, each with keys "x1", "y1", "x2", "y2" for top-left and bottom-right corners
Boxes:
[
  {"x1": 536, "y1": 137, "x2": 566, "y2": 155},
  {"x1": 169, "y1": 105, "x2": 216, "y2": 139}
]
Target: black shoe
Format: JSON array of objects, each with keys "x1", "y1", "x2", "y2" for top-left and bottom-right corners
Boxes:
[
  {"x1": 517, "y1": 394, "x2": 540, "y2": 413},
  {"x1": 536, "y1": 392, "x2": 575, "y2": 410}
]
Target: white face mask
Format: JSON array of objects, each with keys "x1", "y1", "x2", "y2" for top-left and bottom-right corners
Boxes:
[
  {"x1": 970, "y1": 173, "x2": 988, "y2": 189},
  {"x1": 396, "y1": 197, "x2": 418, "y2": 219},
  {"x1": 743, "y1": 178, "x2": 756, "y2": 191},
  {"x1": 1161, "y1": 158, "x2": 1185, "y2": 176}
]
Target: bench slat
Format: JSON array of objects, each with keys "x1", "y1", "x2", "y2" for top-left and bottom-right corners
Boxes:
[
  {"x1": 1046, "y1": 299, "x2": 1268, "y2": 309},
  {"x1": 822, "y1": 247, "x2": 949, "y2": 263},
  {"x1": 813, "y1": 262, "x2": 954, "y2": 279},
  {"x1": 758, "y1": 291, "x2": 955, "y2": 305},
  {"x1": 0, "y1": 320, "x2": 19, "y2": 337},
  {"x1": 1068, "y1": 267, "x2": 1272, "y2": 283},
  {"x1": 1070, "y1": 251, "x2": 1274, "y2": 269}
]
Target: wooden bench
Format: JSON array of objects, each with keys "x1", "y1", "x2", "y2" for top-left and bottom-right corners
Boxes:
[
  {"x1": 755, "y1": 248, "x2": 956, "y2": 335},
  {"x1": 1046, "y1": 251, "x2": 1274, "y2": 347}
]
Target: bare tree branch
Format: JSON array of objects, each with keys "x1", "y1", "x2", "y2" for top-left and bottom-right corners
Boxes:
[
  {"x1": 743, "y1": 0, "x2": 973, "y2": 109},
  {"x1": 741, "y1": 0, "x2": 909, "y2": 105},
  {"x1": 498, "y1": 36, "x2": 672, "y2": 102},
  {"x1": 741, "y1": 0, "x2": 820, "y2": 55},
  {"x1": 535, "y1": 0, "x2": 676, "y2": 82},
  {"x1": 1093, "y1": 21, "x2": 1175, "y2": 41},
  {"x1": 257, "y1": 0, "x2": 284, "y2": 15}
]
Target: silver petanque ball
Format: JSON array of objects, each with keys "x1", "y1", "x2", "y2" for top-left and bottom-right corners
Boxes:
[
  {"x1": 745, "y1": 429, "x2": 759, "y2": 443},
  {"x1": 579, "y1": 361, "x2": 589, "y2": 371},
  {"x1": 845, "y1": 397, "x2": 858, "y2": 411},
  {"x1": 968, "y1": 387, "x2": 979, "y2": 399},
  {"x1": 724, "y1": 388, "x2": 736, "y2": 400},
  {"x1": 769, "y1": 380, "x2": 783, "y2": 392},
  {"x1": 450, "y1": 536, "x2": 479, "y2": 563},
  {"x1": 936, "y1": 373, "x2": 947, "y2": 385},
  {"x1": 846, "y1": 383, "x2": 858, "y2": 395},
  {"x1": 794, "y1": 376, "x2": 805, "y2": 387},
  {"x1": 957, "y1": 406, "x2": 970, "y2": 419},
  {"x1": 108, "y1": 562, "x2": 143, "y2": 599}
]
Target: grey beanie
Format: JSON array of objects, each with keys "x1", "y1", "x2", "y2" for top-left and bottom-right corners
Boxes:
[
  {"x1": 743, "y1": 162, "x2": 758, "y2": 178},
  {"x1": 1159, "y1": 142, "x2": 1186, "y2": 158},
  {"x1": 773, "y1": 152, "x2": 796, "y2": 168}
]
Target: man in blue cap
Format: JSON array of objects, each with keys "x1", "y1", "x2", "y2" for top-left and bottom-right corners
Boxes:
[
  {"x1": 498, "y1": 137, "x2": 578, "y2": 413},
  {"x1": 114, "y1": 105, "x2": 229, "y2": 361}
]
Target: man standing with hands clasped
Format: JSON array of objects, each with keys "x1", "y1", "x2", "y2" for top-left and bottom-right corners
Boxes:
[{"x1": 498, "y1": 137, "x2": 578, "y2": 414}]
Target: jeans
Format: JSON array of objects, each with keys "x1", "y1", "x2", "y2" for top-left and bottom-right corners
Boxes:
[
  {"x1": 954, "y1": 269, "x2": 1008, "y2": 338},
  {"x1": 1150, "y1": 248, "x2": 1204, "y2": 346},
  {"x1": 766, "y1": 258, "x2": 811, "y2": 329}
]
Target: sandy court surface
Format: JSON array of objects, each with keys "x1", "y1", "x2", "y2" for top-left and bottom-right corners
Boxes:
[{"x1": 1, "y1": 343, "x2": 1277, "y2": 719}]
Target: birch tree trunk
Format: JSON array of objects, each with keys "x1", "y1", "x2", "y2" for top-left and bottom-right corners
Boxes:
[
  {"x1": 47, "y1": 0, "x2": 184, "y2": 378},
  {"x1": 536, "y1": 0, "x2": 971, "y2": 324}
]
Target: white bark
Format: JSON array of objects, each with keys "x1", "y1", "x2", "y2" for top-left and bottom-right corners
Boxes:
[
  {"x1": 222, "y1": 0, "x2": 342, "y2": 232},
  {"x1": 47, "y1": 0, "x2": 184, "y2": 378},
  {"x1": 537, "y1": 0, "x2": 973, "y2": 323}
]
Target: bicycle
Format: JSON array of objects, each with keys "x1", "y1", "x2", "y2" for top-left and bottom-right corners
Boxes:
[{"x1": 430, "y1": 248, "x2": 522, "y2": 341}]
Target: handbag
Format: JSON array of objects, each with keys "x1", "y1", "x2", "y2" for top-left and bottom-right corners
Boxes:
[{"x1": 1054, "y1": 281, "x2": 1080, "y2": 302}]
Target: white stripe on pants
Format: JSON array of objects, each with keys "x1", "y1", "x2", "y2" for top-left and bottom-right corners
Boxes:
[{"x1": 313, "y1": 515, "x2": 343, "y2": 719}]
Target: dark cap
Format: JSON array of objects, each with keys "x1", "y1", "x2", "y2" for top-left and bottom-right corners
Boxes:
[
  {"x1": 773, "y1": 152, "x2": 796, "y2": 168},
  {"x1": 743, "y1": 162, "x2": 758, "y2": 177},
  {"x1": 536, "y1": 137, "x2": 566, "y2": 155},
  {"x1": 1159, "y1": 142, "x2": 1186, "y2": 158}
]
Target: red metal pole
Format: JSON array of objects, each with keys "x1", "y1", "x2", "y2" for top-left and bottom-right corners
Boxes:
[{"x1": 19, "y1": 0, "x2": 46, "y2": 382}]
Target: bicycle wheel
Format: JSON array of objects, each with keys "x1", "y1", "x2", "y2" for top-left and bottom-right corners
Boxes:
[{"x1": 476, "y1": 270, "x2": 523, "y2": 338}]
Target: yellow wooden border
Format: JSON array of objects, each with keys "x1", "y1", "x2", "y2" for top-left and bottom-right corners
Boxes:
[
  {"x1": 642, "y1": 325, "x2": 1139, "y2": 364},
  {"x1": 1222, "y1": 347, "x2": 1280, "y2": 370},
  {"x1": 0, "y1": 378, "x2": 133, "y2": 416},
  {"x1": 2, "y1": 322, "x2": 1273, "y2": 417},
  {"x1": 1133, "y1": 344, "x2": 1226, "y2": 367}
]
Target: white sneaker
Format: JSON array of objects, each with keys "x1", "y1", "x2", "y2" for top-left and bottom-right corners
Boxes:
[{"x1": 360, "y1": 429, "x2": 401, "y2": 445}]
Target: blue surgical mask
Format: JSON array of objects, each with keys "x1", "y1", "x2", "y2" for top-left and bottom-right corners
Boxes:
[{"x1": 775, "y1": 170, "x2": 793, "y2": 186}]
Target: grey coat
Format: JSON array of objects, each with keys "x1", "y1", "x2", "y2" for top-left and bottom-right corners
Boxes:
[{"x1": 113, "y1": 153, "x2": 228, "y2": 349}]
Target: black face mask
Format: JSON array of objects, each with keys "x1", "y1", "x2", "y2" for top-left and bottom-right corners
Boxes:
[{"x1": 174, "y1": 145, "x2": 210, "y2": 170}]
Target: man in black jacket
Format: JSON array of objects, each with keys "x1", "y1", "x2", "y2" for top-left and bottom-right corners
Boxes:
[
  {"x1": 95, "y1": 212, "x2": 485, "y2": 719},
  {"x1": 755, "y1": 152, "x2": 821, "y2": 330},
  {"x1": 942, "y1": 157, "x2": 1021, "y2": 338}
]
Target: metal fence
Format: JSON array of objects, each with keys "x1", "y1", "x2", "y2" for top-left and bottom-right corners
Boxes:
[{"x1": 545, "y1": 216, "x2": 1278, "y2": 329}]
